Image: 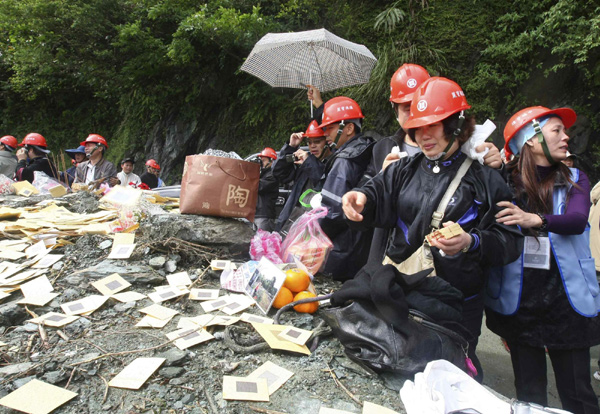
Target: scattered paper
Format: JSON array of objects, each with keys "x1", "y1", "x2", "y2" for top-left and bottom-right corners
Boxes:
[
  {"x1": 92, "y1": 273, "x2": 131, "y2": 296},
  {"x1": 148, "y1": 286, "x2": 188, "y2": 303},
  {"x1": 220, "y1": 295, "x2": 255, "y2": 316},
  {"x1": 0, "y1": 250, "x2": 26, "y2": 260},
  {"x1": 211, "y1": 259, "x2": 236, "y2": 270},
  {"x1": 25, "y1": 240, "x2": 48, "y2": 258},
  {"x1": 61, "y1": 295, "x2": 109, "y2": 316},
  {"x1": 247, "y1": 361, "x2": 294, "y2": 395},
  {"x1": 29, "y1": 312, "x2": 79, "y2": 328},
  {"x1": 251, "y1": 323, "x2": 310, "y2": 355},
  {"x1": 201, "y1": 296, "x2": 235, "y2": 313},
  {"x1": 222, "y1": 376, "x2": 269, "y2": 402},
  {"x1": 113, "y1": 233, "x2": 135, "y2": 245},
  {"x1": 110, "y1": 291, "x2": 146, "y2": 303},
  {"x1": 167, "y1": 271, "x2": 192, "y2": 288},
  {"x1": 0, "y1": 379, "x2": 77, "y2": 414},
  {"x1": 279, "y1": 326, "x2": 313, "y2": 346},
  {"x1": 108, "y1": 357, "x2": 165, "y2": 390},
  {"x1": 136, "y1": 315, "x2": 172, "y2": 329},
  {"x1": 107, "y1": 244, "x2": 136, "y2": 259},
  {"x1": 31, "y1": 254, "x2": 63, "y2": 269},
  {"x1": 11, "y1": 181, "x2": 40, "y2": 197},
  {"x1": 18, "y1": 292, "x2": 58, "y2": 306},
  {"x1": 189, "y1": 288, "x2": 220, "y2": 301},
  {"x1": 166, "y1": 328, "x2": 214, "y2": 350},
  {"x1": 139, "y1": 303, "x2": 179, "y2": 320}
]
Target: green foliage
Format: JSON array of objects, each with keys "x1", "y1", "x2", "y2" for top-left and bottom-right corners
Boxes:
[{"x1": 0, "y1": 0, "x2": 598, "y2": 182}]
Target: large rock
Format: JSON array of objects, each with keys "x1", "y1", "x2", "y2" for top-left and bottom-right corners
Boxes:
[
  {"x1": 138, "y1": 214, "x2": 253, "y2": 258},
  {"x1": 74, "y1": 260, "x2": 164, "y2": 285}
]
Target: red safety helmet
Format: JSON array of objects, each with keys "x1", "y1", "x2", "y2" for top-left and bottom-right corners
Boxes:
[
  {"x1": 146, "y1": 159, "x2": 161, "y2": 170},
  {"x1": 80, "y1": 134, "x2": 108, "y2": 148},
  {"x1": 389, "y1": 64, "x2": 431, "y2": 104},
  {"x1": 503, "y1": 106, "x2": 577, "y2": 159},
  {"x1": 19, "y1": 133, "x2": 48, "y2": 148},
  {"x1": 318, "y1": 96, "x2": 364, "y2": 129},
  {"x1": 403, "y1": 77, "x2": 471, "y2": 130},
  {"x1": 259, "y1": 147, "x2": 277, "y2": 160},
  {"x1": 0, "y1": 135, "x2": 18, "y2": 150},
  {"x1": 302, "y1": 120, "x2": 326, "y2": 138}
]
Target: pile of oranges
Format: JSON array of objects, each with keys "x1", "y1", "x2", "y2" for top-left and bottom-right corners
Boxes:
[{"x1": 272, "y1": 268, "x2": 318, "y2": 313}]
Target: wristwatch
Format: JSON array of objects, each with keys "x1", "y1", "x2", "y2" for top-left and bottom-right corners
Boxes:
[
  {"x1": 461, "y1": 234, "x2": 473, "y2": 253},
  {"x1": 536, "y1": 213, "x2": 548, "y2": 231}
]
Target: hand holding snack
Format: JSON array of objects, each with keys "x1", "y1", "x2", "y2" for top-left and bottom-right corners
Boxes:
[{"x1": 426, "y1": 221, "x2": 472, "y2": 256}]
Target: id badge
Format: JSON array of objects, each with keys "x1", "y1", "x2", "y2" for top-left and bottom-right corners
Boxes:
[{"x1": 523, "y1": 236, "x2": 551, "y2": 270}]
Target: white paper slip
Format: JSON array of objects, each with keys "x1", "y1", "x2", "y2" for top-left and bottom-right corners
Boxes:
[
  {"x1": 166, "y1": 328, "x2": 214, "y2": 350},
  {"x1": 108, "y1": 357, "x2": 165, "y2": 390},
  {"x1": 189, "y1": 288, "x2": 220, "y2": 301},
  {"x1": 61, "y1": 295, "x2": 109, "y2": 316},
  {"x1": 240, "y1": 313, "x2": 274, "y2": 325},
  {"x1": 92, "y1": 273, "x2": 131, "y2": 296},
  {"x1": 247, "y1": 361, "x2": 294, "y2": 395}
]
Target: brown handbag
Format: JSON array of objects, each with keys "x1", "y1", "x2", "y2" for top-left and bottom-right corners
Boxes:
[{"x1": 180, "y1": 154, "x2": 260, "y2": 221}]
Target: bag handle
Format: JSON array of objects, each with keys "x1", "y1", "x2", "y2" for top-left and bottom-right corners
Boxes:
[
  {"x1": 215, "y1": 159, "x2": 248, "y2": 181},
  {"x1": 430, "y1": 157, "x2": 473, "y2": 229},
  {"x1": 408, "y1": 309, "x2": 469, "y2": 349}
]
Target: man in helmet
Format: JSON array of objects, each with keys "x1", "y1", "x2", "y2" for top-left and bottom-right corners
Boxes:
[
  {"x1": 74, "y1": 134, "x2": 119, "y2": 187},
  {"x1": 254, "y1": 147, "x2": 279, "y2": 231},
  {"x1": 0, "y1": 135, "x2": 18, "y2": 178},
  {"x1": 117, "y1": 158, "x2": 141, "y2": 187},
  {"x1": 317, "y1": 96, "x2": 375, "y2": 281},
  {"x1": 272, "y1": 121, "x2": 334, "y2": 233},
  {"x1": 61, "y1": 145, "x2": 87, "y2": 187},
  {"x1": 15, "y1": 133, "x2": 60, "y2": 183}
]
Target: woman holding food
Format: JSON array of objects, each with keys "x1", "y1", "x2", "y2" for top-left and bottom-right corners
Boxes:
[{"x1": 342, "y1": 77, "x2": 523, "y2": 382}]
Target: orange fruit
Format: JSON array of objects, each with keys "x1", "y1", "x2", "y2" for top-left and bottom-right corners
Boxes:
[
  {"x1": 293, "y1": 291, "x2": 319, "y2": 313},
  {"x1": 284, "y1": 268, "x2": 311, "y2": 293},
  {"x1": 272, "y1": 286, "x2": 294, "y2": 309}
]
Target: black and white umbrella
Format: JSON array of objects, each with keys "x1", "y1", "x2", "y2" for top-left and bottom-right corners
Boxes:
[{"x1": 241, "y1": 28, "x2": 377, "y2": 115}]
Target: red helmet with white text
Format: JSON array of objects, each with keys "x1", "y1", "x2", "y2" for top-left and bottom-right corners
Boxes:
[
  {"x1": 19, "y1": 133, "x2": 48, "y2": 148},
  {"x1": 318, "y1": 97, "x2": 364, "y2": 129},
  {"x1": 403, "y1": 77, "x2": 471, "y2": 129},
  {"x1": 389, "y1": 64, "x2": 430, "y2": 104},
  {"x1": 0, "y1": 135, "x2": 18, "y2": 151}
]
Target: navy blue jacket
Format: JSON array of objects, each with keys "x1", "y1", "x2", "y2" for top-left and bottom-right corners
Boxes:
[{"x1": 319, "y1": 133, "x2": 375, "y2": 281}]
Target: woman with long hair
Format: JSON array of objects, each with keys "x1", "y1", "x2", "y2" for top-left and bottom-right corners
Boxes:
[{"x1": 487, "y1": 106, "x2": 600, "y2": 413}]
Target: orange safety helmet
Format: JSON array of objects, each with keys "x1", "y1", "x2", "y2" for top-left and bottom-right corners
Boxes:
[
  {"x1": 19, "y1": 132, "x2": 48, "y2": 148},
  {"x1": 503, "y1": 106, "x2": 576, "y2": 159},
  {"x1": 404, "y1": 77, "x2": 471, "y2": 130},
  {"x1": 145, "y1": 159, "x2": 161, "y2": 170},
  {"x1": 302, "y1": 120, "x2": 326, "y2": 138},
  {"x1": 80, "y1": 133, "x2": 108, "y2": 148},
  {"x1": 259, "y1": 147, "x2": 277, "y2": 160},
  {"x1": 318, "y1": 96, "x2": 364, "y2": 129},
  {"x1": 389, "y1": 63, "x2": 430, "y2": 104},
  {"x1": 0, "y1": 135, "x2": 18, "y2": 150}
]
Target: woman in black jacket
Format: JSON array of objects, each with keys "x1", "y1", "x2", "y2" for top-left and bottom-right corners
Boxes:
[{"x1": 342, "y1": 77, "x2": 523, "y2": 382}]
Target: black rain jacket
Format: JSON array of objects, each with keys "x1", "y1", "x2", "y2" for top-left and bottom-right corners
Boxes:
[{"x1": 350, "y1": 151, "x2": 523, "y2": 297}]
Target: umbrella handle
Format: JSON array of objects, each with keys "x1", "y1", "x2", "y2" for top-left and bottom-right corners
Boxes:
[{"x1": 309, "y1": 72, "x2": 313, "y2": 118}]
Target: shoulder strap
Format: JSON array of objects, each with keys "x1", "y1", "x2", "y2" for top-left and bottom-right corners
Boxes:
[{"x1": 430, "y1": 157, "x2": 473, "y2": 229}]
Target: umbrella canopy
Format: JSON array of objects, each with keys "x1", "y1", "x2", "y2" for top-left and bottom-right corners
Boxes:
[{"x1": 240, "y1": 28, "x2": 377, "y2": 93}]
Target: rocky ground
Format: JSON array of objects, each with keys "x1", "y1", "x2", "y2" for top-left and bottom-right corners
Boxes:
[{"x1": 0, "y1": 192, "x2": 407, "y2": 414}]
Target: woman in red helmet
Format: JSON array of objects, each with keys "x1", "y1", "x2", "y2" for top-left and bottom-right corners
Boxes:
[
  {"x1": 254, "y1": 147, "x2": 279, "y2": 232},
  {"x1": 342, "y1": 77, "x2": 523, "y2": 382},
  {"x1": 486, "y1": 107, "x2": 600, "y2": 413},
  {"x1": 15, "y1": 133, "x2": 60, "y2": 183}
]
